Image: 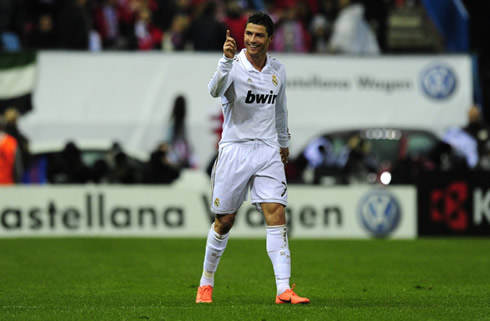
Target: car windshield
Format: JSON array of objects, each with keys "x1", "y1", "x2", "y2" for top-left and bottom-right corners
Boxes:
[
  {"x1": 367, "y1": 139, "x2": 400, "y2": 162},
  {"x1": 406, "y1": 133, "x2": 436, "y2": 157}
]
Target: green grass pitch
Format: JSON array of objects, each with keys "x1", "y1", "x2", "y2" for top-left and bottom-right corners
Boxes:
[{"x1": 1, "y1": 238, "x2": 489, "y2": 321}]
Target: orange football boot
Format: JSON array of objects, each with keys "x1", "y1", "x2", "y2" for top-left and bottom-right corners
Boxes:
[
  {"x1": 275, "y1": 284, "x2": 310, "y2": 304},
  {"x1": 196, "y1": 285, "x2": 213, "y2": 303}
]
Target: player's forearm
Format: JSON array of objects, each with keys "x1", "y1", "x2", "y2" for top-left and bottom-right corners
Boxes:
[
  {"x1": 276, "y1": 113, "x2": 290, "y2": 148},
  {"x1": 275, "y1": 92, "x2": 289, "y2": 148},
  {"x1": 208, "y1": 56, "x2": 233, "y2": 98}
]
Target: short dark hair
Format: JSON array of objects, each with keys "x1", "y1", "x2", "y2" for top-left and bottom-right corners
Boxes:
[{"x1": 247, "y1": 11, "x2": 274, "y2": 37}]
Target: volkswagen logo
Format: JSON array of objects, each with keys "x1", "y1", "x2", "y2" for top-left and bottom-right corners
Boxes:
[
  {"x1": 357, "y1": 190, "x2": 401, "y2": 237},
  {"x1": 420, "y1": 64, "x2": 457, "y2": 100}
]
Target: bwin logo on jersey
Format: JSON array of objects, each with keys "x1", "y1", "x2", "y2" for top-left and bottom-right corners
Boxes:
[
  {"x1": 357, "y1": 190, "x2": 401, "y2": 237},
  {"x1": 420, "y1": 64, "x2": 457, "y2": 100},
  {"x1": 245, "y1": 90, "x2": 278, "y2": 104}
]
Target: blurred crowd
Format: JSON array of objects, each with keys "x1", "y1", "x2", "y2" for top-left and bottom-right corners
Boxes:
[
  {"x1": 0, "y1": 95, "x2": 196, "y2": 185},
  {"x1": 0, "y1": 0, "x2": 418, "y2": 54}
]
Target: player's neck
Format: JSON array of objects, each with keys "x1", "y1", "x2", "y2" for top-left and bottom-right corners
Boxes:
[{"x1": 245, "y1": 51, "x2": 267, "y2": 72}]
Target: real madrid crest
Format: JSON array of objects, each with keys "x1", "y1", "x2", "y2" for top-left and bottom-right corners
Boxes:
[
  {"x1": 272, "y1": 74, "x2": 278, "y2": 86},
  {"x1": 214, "y1": 198, "x2": 220, "y2": 207}
]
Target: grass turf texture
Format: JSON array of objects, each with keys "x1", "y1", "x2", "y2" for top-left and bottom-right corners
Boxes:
[{"x1": 0, "y1": 238, "x2": 489, "y2": 321}]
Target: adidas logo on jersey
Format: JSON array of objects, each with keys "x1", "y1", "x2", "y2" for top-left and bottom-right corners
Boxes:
[{"x1": 245, "y1": 90, "x2": 278, "y2": 104}]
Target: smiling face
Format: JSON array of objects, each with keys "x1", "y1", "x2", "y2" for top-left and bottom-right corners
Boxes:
[{"x1": 244, "y1": 23, "x2": 273, "y2": 59}]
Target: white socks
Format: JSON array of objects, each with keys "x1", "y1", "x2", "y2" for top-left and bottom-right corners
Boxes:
[
  {"x1": 199, "y1": 223, "x2": 230, "y2": 287},
  {"x1": 199, "y1": 223, "x2": 291, "y2": 296},
  {"x1": 267, "y1": 224, "x2": 291, "y2": 295}
]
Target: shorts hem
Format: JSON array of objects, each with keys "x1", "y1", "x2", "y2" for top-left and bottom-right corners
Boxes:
[
  {"x1": 210, "y1": 207, "x2": 241, "y2": 215},
  {"x1": 251, "y1": 199, "x2": 287, "y2": 207}
]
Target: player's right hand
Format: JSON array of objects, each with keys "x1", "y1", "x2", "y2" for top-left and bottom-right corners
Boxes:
[{"x1": 223, "y1": 30, "x2": 237, "y2": 59}]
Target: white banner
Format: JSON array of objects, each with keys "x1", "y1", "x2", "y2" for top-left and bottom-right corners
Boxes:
[
  {"x1": 19, "y1": 52, "x2": 472, "y2": 168},
  {"x1": 0, "y1": 173, "x2": 416, "y2": 238}
]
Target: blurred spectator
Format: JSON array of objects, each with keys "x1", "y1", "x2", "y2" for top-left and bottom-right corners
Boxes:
[
  {"x1": 56, "y1": 0, "x2": 93, "y2": 50},
  {"x1": 162, "y1": 13, "x2": 190, "y2": 51},
  {"x1": 246, "y1": 0, "x2": 266, "y2": 11},
  {"x1": 142, "y1": 142, "x2": 181, "y2": 184},
  {"x1": 328, "y1": 0, "x2": 380, "y2": 54},
  {"x1": 309, "y1": 13, "x2": 330, "y2": 53},
  {"x1": 28, "y1": 12, "x2": 57, "y2": 49},
  {"x1": 362, "y1": 0, "x2": 389, "y2": 52},
  {"x1": 442, "y1": 127, "x2": 478, "y2": 169},
  {"x1": 463, "y1": 104, "x2": 490, "y2": 169},
  {"x1": 0, "y1": 115, "x2": 22, "y2": 184},
  {"x1": 0, "y1": 0, "x2": 25, "y2": 51},
  {"x1": 439, "y1": 104, "x2": 490, "y2": 170},
  {"x1": 189, "y1": 2, "x2": 227, "y2": 51},
  {"x1": 93, "y1": 0, "x2": 127, "y2": 50},
  {"x1": 107, "y1": 148, "x2": 139, "y2": 183},
  {"x1": 152, "y1": 0, "x2": 178, "y2": 32},
  {"x1": 271, "y1": 2, "x2": 310, "y2": 52},
  {"x1": 166, "y1": 95, "x2": 197, "y2": 169},
  {"x1": 90, "y1": 158, "x2": 110, "y2": 183},
  {"x1": 3, "y1": 107, "x2": 31, "y2": 171},
  {"x1": 48, "y1": 141, "x2": 90, "y2": 183},
  {"x1": 106, "y1": 141, "x2": 124, "y2": 168},
  {"x1": 131, "y1": 4, "x2": 163, "y2": 50},
  {"x1": 223, "y1": 0, "x2": 247, "y2": 51}
]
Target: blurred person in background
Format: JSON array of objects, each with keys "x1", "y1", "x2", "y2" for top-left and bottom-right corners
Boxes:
[
  {"x1": 271, "y1": 1, "x2": 310, "y2": 52},
  {"x1": 328, "y1": 0, "x2": 380, "y2": 54},
  {"x1": 142, "y1": 142, "x2": 181, "y2": 184},
  {"x1": 189, "y1": 2, "x2": 227, "y2": 51},
  {"x1": 28, "y1": 11, "x2": 57, "y2": 49},
  {"x1": 3, "y1": 107, "x2": 31, "y2": 172},
  {"x1": 130, "y1": 3, "x2": 163, "y2": 50},
  {"x1": 166, "y1": 94, "x2": 197, "y2": 169},
  {"x1": 89, "y1": 158, "x2": 111, "y2": 183},
  {"x1": 463, "y1": 104, "x2": 490, "y2": 169},
  {"x1": 48, "y1": 141, "x2": 90, "y2": 183},
  {"x1": 0, "y1": 115, "x2": 23, "y2": 184},
  {"x1": 442, "y1": 127, "x2": 478, "y2": 170},
  {"x1": 222, "y1": 0, "x2": 247, "y2": 52},
  {"x1": 102, "y1": 141, "x2": 140, "y2": 183},
  {"x1": 93, "y1": 0, "x2": 127, "y2": 50},
  {"x1": 195, "y1": 12, "x2": 309, "y2": 305},
  {"x1": 309, "y1": 12, "x2": 331, "y2": 53},
  {"x1": 0, "y1": 0, "x2": 25, "y2": 51},
  {"x1": 107, "y1": 148, "x2": 139, "y2": 183},
  {"x1": 161, "y1": 13, "x2": 190, "y2": 51},
  {"x1": 56, "y1": 0, "x2": 93, "y2": 50}
]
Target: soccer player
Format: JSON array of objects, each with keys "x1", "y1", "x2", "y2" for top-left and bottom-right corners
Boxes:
[{"x1": 196, "y1": 11, "x2": 310, "y2": 305}]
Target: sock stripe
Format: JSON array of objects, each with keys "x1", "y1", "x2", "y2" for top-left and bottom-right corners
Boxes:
[{"x1": 266, "y1": 224, "x2": 286, "y2": 229}]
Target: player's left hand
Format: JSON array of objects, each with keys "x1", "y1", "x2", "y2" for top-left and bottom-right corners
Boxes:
[{"x1": 280, "y1": 148, "x2": 289, "y2": 165}]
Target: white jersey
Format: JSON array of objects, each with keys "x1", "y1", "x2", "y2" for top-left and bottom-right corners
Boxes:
[{"x1": 208, "y1": 49, "x2": 289, "y2": 149}]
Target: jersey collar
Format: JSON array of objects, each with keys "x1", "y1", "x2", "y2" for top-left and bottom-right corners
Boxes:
[{"x1": 239, "y1": 49, "x2": 271, "y2": 72}]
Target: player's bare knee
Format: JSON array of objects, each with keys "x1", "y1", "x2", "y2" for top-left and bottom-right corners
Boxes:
[
  {"x1": 214, "y1": 214, "x2": 236, "y2": 234},
  {"x1": 262, "y1": 203, "x2": 286, "y2": 226}
]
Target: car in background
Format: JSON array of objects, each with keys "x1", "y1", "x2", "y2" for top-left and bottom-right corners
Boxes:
[{"x1": 286, "y1": 128, "x2": 467, "y2": 185}]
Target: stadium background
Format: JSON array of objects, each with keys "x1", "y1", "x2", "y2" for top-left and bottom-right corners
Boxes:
[{"x1": 1, "y1": 0, "x2": 488, "y2": 239}]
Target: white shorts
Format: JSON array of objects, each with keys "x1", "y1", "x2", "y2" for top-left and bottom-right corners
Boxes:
[{"x1": 210, "y1": 141, "x2": 288, "y2": 214}]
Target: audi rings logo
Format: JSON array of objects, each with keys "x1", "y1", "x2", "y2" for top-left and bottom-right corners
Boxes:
[
  {"x1": 420, "y1": 64, "x2": 457, "y2": 100},
  {"x1": 357, "y1": 190, "x2": 401, "y2": 237}
]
